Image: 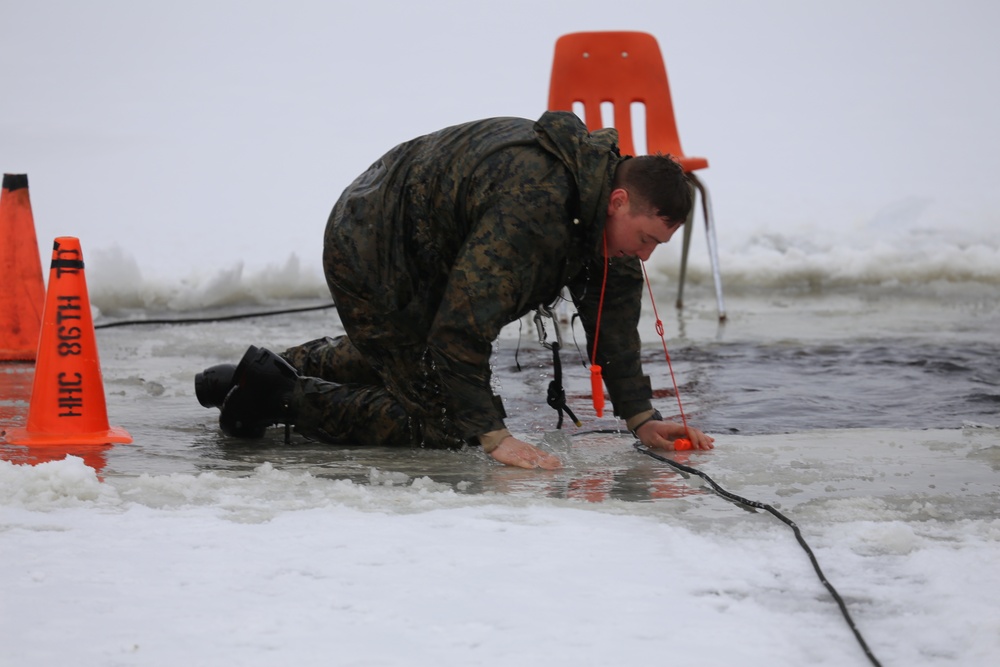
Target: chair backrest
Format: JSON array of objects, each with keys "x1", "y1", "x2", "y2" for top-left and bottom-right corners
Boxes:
[{"x1": 547, "y1": 31, "x2": 707, "y2": 171}]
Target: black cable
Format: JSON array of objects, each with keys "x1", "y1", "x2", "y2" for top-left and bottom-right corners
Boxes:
[
  {"x1": 95, "y1": 298, "x2": 881, "y2": 665},
  {"x1": 545, "y1": 342, "x2": 581, "y2": 429},
  {"x1": 633, "y1": 441, "x2": 884, "y2": 667},
  {"x1": 569, "y1": 312, "x2": 589, "y2": 368},
  {"x1": 94, "y1": 302, "x2": 336, "y2": 329}
]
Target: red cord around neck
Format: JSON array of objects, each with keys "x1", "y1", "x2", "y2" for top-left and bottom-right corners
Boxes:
[{"x1": 589, "y1": 232, "x2": 611, "y2": 417}]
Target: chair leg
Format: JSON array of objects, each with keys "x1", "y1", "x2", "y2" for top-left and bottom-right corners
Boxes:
[
  {"x1": 676, "y1": 181, "x2": 697, "y2": 310},
  {"x1": 688, "y1": 173, "x2": 727, "y2": 321}
]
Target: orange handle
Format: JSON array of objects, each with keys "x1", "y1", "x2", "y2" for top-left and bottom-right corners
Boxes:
[
  {"x1": 590, "y1": 364, "x2": 604, "y2": 417},
  {"x1": 673, "y1": 438, "x2": 693, "y2": 451}
]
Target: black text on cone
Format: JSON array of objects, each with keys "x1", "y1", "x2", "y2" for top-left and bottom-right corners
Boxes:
[{"x1": 2, "y1": 237, "x2": 131, "y2": 446}]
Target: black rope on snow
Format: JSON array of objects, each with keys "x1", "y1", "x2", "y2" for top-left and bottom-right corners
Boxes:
[
  {"x1": 93, "y1": 302, "x2": 337, "y2": 329},
  {"x1": 633, "y1": 442, "x2": 884, "y2": 667}
]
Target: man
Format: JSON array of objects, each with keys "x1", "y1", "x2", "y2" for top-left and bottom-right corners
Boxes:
[{"x1": 196, "y1": 111, "x2": 714, "y2": 469}]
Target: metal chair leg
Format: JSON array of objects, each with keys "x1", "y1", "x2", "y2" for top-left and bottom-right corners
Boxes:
[
  {"x1": 676, "y1": 181, "x2": 697, "y2": 310},
  {"x1": 688, "y1": 173, "x2": 727, "y2": 321}
]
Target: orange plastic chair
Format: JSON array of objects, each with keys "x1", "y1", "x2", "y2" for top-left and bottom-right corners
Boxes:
[{"x1": 548, "y1": 31, "x2": 725, "y2": 319}]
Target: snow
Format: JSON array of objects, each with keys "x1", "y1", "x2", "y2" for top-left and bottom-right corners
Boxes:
[{"x1": 3, "y1": 438, "x2": 999, "y2": 666}]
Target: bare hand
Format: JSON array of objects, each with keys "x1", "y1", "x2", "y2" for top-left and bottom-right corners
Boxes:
[
  {"x1": 637, "y1": 420, "x2": 715, "y2": 451},
  {"x1": 490, "y1": 436, "x2": 562, "y2": 470}
]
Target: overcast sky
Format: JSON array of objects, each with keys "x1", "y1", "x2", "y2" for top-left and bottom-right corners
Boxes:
[{"x1": 3, "y1": 0, "x2": 998, "y2": 277}]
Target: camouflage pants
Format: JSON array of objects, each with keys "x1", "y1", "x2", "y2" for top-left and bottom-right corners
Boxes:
[{"x1": 281, "y1": 333, "x2": 469, "y2": 449}]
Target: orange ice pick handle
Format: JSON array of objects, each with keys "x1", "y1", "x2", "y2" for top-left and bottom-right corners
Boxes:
[{"x1": 590, "y1": 364, "x2": 604, "y2": 417}]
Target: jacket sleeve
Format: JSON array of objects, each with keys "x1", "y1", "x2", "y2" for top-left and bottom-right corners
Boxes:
[
  {"x1": 425, "y1": 185, "x2": 574, "y2": 440},
  {"x1": 567, "y1": 256, "x2": 653, "y2": 421}
]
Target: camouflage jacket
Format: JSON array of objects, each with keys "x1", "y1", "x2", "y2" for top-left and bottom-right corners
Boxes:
[{"x1": 325, "y1": 111, "x2": 652, "y2": 440}]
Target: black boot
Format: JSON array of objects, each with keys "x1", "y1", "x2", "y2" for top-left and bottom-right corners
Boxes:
[
  {"x1": 195, "y1": 359, "x2": 244, "y2": 409},
  {"x1": 219, "y1": 346, "x2": 300, "y2": 438}
]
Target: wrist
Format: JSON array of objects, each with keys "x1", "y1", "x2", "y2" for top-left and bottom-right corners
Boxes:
[
  {"x1": 628, "y1": 409, "x2": 662, "y2": 437},
  {"x1": 478, "y1": 428, "x2": 512, "y2": 454}
]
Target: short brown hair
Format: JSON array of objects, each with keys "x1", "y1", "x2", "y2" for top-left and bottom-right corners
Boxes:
[{"x1": 613, "y1": 154, "x2": 692, "y2": 225}]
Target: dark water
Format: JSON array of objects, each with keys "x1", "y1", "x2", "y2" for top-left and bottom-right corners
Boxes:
[
  {"x1": 493, "y1": 338, "x2": 1000, "y2": 438},
  {"x1": 667, "y1": 340, "x2": 1000, "y2": 435}
]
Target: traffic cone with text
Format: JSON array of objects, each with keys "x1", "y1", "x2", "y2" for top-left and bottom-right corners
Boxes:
[
  {"x1": 2, "y1": 237, "x2": 132, "y2": 447},
  {"x1": 0, "y1": 173, "x2": 45, "y2": 361}
]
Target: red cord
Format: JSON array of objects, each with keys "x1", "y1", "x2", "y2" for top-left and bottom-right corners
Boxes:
[
  {"x1": 641, "y1": 261, "x2": 691, "y2": 440},
  {"x1": 589, "y1": 232, "x2": 611, "y2": 417}
]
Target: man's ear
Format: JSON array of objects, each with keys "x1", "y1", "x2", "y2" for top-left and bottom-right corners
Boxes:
[{"x1": 607, "y1": 188, "x2": 629, "y2": 214}]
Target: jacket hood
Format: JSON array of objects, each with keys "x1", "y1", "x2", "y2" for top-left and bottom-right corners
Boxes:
[{"x1": 533, "y1": 111, "x2": 621, "y2": 249}]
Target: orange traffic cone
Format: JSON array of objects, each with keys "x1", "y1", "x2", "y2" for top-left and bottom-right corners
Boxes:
[
  {"x1": 0, "y1": 173, "x2": 46, "y2": 361},
  {"x1": 2, "y1": 237, "x2": 131, "y2": 447}
]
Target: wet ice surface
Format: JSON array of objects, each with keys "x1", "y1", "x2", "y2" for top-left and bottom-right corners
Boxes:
[{"x1": 4, "y1": 292, "x2": 998, "y2": 520}]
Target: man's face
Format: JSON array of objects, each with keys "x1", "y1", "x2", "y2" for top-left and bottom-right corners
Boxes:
[{"x1": 604, "y1": 188, "x2": 681, "y2": 261}]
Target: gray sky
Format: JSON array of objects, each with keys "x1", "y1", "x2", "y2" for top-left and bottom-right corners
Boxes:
[{"x1": 3, "y1": 0, "x2": 998, "y2": 277}]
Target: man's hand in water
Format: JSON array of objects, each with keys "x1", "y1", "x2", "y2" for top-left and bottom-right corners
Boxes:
[
  {"x1": 490, "y1": 436, "x2": 562, "y2": 469},
  {"x1": 638, "y1": 420, "x2": 715, "y2": 451}
]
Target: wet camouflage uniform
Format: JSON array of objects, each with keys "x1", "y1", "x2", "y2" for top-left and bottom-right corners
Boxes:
[{"x1": 281, "y1": 111, "x2": 653, "y2": 449}]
